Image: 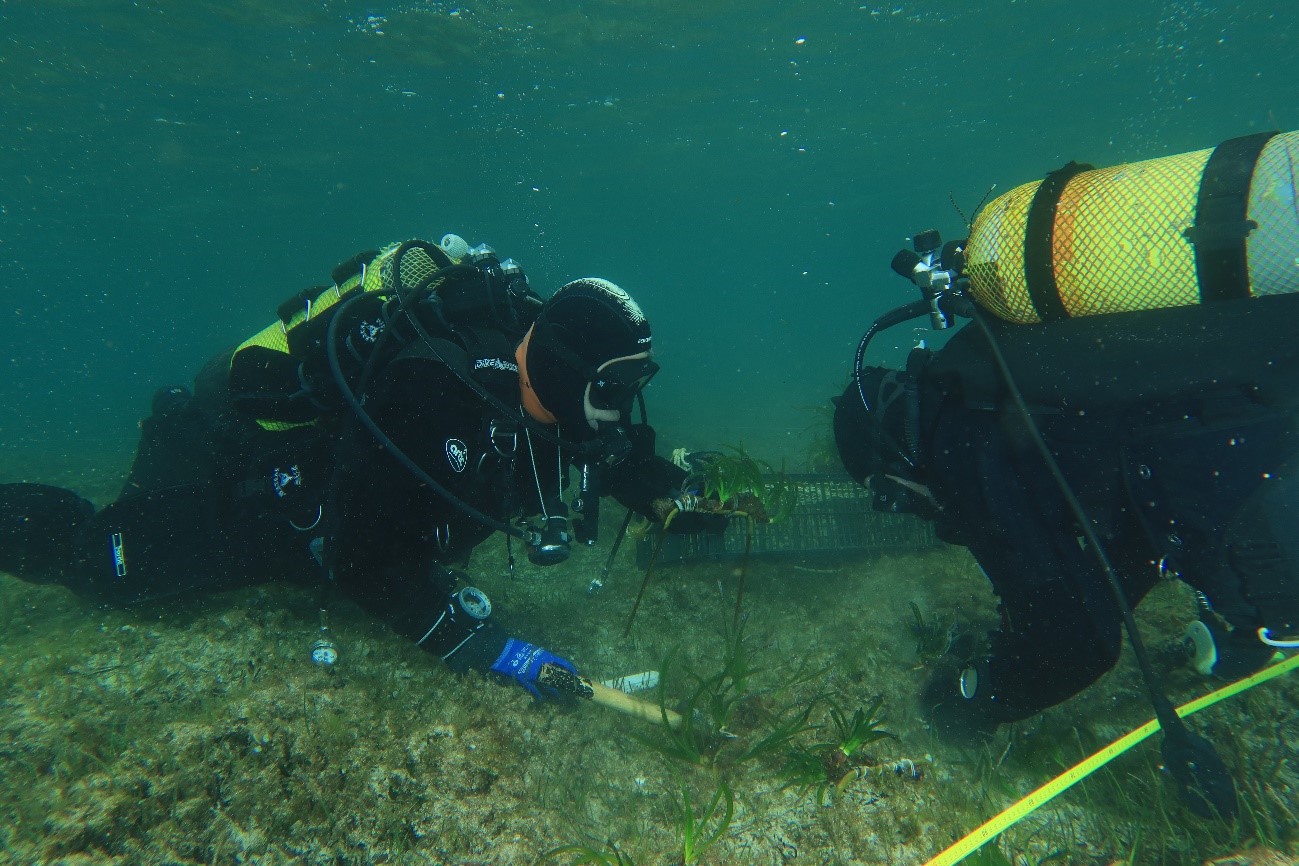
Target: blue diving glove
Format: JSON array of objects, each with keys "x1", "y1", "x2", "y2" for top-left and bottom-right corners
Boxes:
[{"x1": 490, "y1": 637, "x2": 579, "y2": 700}]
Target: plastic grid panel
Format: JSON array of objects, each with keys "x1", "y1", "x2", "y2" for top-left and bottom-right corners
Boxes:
[{"x1": 635, "y1": 474, "x2": 940, "y2": 567}]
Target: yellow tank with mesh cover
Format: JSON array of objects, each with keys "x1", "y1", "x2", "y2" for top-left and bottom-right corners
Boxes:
[
  {"x1": 965, "y1": 130, "x2": 1299, "y2": 323},
  {"x1": 235, "y1": 240, "x2": 450, "y2": 360},
  {"x1": 230, "y1": 239, "x2": 460, "y2": 430}
]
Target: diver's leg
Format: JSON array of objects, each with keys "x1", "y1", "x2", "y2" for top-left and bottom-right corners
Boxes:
[
  {"x1": 923, "y1": 548, "x2": 1131, "y2": 735},
  {"x1": 0, "y1": 483, "x2": 96, "y2": 582},
  {"x1": 923, "y1": 419, "x2": 1159, "y2": 734},
  {"x1": 1231, "y1": 450, "x2": 1299, "y2": 640},
  {"x1": 69, "y1": 483, "x2": 293, "y2": 606},
  {"x1": 2, "y1": 481, "x2": 282, "y2": 607}
]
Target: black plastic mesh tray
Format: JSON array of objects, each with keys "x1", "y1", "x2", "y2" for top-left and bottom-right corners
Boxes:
[{"x1": 635, "y1": 473, "x2": 939, "y2": 567}]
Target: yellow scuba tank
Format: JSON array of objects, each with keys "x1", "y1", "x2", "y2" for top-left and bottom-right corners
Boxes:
[
  {"x1": 228, "y1": 238, "x2": 459, "y2": 430},
  {"x1": 228, "y1": 235, "x2": 540, "y2": 431},
  {"x1": 964, "y1": 130, "x2": 1299, "y2": 324}
]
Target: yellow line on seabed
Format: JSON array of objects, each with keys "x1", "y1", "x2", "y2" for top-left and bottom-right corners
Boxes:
[{"x1": 924, "y1": 652, "x2": 1299, "y2": 866}]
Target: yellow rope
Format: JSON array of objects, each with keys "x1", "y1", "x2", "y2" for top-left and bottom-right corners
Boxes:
[{"x1": 924, "y1": 652, "x2": 1299, "y2": 866}]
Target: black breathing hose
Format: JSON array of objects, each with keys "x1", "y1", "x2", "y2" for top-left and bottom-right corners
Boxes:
[
  {"x1": 854, "y1": 299, "x2": 930, "y2": 412},
  {"x1": 392, "y1": 264, "x2": 602, "y2": 458}
]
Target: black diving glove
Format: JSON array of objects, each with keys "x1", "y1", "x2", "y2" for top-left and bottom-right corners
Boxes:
[
  {"x1": 623, "y1": 423, "x2": 658, "y2": 465},
  {"x1": 666, "y1": 509, "x2": 730, "y2": 535},
  {"x1": 604, "y1": 429, "x2": 689, "y2": 521},
  {"x1": 655, "y1": 491, "x2": 730, "y2": 535},
  {"x1": 921, "y1": 655, "x2": 999, "y2": 744},
  {"x1": 918, "y1": 631, "x2": 999, "y2": 743}
]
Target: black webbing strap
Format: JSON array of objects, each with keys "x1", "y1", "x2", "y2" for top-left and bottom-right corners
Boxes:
[
  {"x1": 1184, "y1": 130, "x2": 1277, "y2": 303},
  {"x1": 1023, "y1": 161, "x2": 1093, "y2": 322}
]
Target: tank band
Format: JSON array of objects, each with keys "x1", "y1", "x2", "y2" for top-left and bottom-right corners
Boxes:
[
  {"x1": 1186, "y1": 130, "x2": 1278, "y2": 303},
  {"x1": 1022, "y1": 161, "x2": 1093, "y2": 322}
]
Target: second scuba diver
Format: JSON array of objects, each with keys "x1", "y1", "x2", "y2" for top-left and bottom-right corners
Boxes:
[{"x1": 834, "y1": 131, "x2": 1299, "y2": 741}]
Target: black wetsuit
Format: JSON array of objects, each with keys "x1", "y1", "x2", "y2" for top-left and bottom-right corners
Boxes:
[
  {"x1": 839, "y1": 292, "x2": 1299, "y2": 724},
  {"x1": 0, "y1": 338, "x2": 684, "y2": 675}
]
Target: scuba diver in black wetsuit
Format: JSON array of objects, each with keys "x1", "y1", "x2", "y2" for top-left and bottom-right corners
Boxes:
[
  {"x1": 0, "y1": 235, "x2": 720, "y2": 700},
  {"x1": 837, "y1": 297, "x2": 1299, "y2": 729},
  {"x1": 835, "y1": 130, "x2": 1299, "y2": 819}
]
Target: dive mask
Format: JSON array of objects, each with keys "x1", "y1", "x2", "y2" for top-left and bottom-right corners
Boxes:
[
  {"x1": 583, "y1": 352, "x2": 657, "y2": 433},
  {"x1": 589, "y1": 354, "x2": 659, "y2": 412}
]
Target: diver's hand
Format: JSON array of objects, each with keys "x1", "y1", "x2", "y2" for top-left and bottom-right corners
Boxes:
[
  {"x1": 666, "y1": 510, "x2": 730, "y2": 535},
  {"x1": 489, "y1": 638, "x2": 579, "y2": 701},
  {"x1": 617, "y1": 424, "x2": 656, "y2": 466}
]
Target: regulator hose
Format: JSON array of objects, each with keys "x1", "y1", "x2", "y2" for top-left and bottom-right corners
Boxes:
[{"x1": 853, "y1": 299, "x2": 930, "y2": 412}]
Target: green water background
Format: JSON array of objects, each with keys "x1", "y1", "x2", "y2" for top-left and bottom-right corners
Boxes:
[
  {"x1": 1, "y1": 3, "x2": 1298, "y2": 864},
  {"x1": 2, "y1": 0, "x2": 1292, "y2": 471}
]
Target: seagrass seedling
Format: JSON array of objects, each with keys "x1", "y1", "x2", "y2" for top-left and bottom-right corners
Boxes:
[
  {"x1": 826, "y1": 696, "x2": 894, "y2": 760},
  {"x1": 699, "y1": 445, "x2": 797, "y2": 524},
  {"x1": 540, "y1": 840, "x2": 638, "y2": 866},
  {"x1": 909, "y1": 601, "x2": 955, "y2": 666},
  {"x1": 678, "y1": 779, "x2": 734, "y2": 865},
  {"x1": 777, "y1": 696, "x2": 896, "y2": 804},
  {"x1": 634, "y1": 620, "x2": 819, "y2": 770}
]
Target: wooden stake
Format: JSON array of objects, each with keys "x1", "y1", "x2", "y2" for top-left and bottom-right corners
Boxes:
[{"x1": 538, "y1": 663, "x2": 683, "y2": 729}]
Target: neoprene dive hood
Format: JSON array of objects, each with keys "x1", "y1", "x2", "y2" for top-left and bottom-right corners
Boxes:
[{"x1": 520, "y1": 278, "x2": 655, "y2": 434}]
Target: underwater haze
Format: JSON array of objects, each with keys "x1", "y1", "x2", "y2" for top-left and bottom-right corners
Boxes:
[
  {"x1": 2, "y1": 2, "x2": 1297, "y2": 865},
  {"x1": 3, "y1": 0, "x2": 1292, "y2": 466}
]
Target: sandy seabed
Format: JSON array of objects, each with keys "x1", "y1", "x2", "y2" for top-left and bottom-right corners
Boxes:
[{"x1": 1, "y1": 445, "x2": 1296, "y2": 866}]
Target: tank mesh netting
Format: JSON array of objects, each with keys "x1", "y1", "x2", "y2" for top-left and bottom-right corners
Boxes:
[
  {"x1": 381, "y1": 243, "x2": 443, "y2": 296},
  {"x1": 635, "y1": 474, "x2": 940, "y2": 567},
  {"x1": 1052, "y1": 148, "x2": 1208, "y2": 316},
  {"x1": 229, "y1": 240, "x2": 420, "y2": 368},
  {"x1": 965, "y1": 181, "x2": 1040, "y2": 323},
  {"x1": 1248, "y1": 131, "x2": 1299, "y2": 296}
]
